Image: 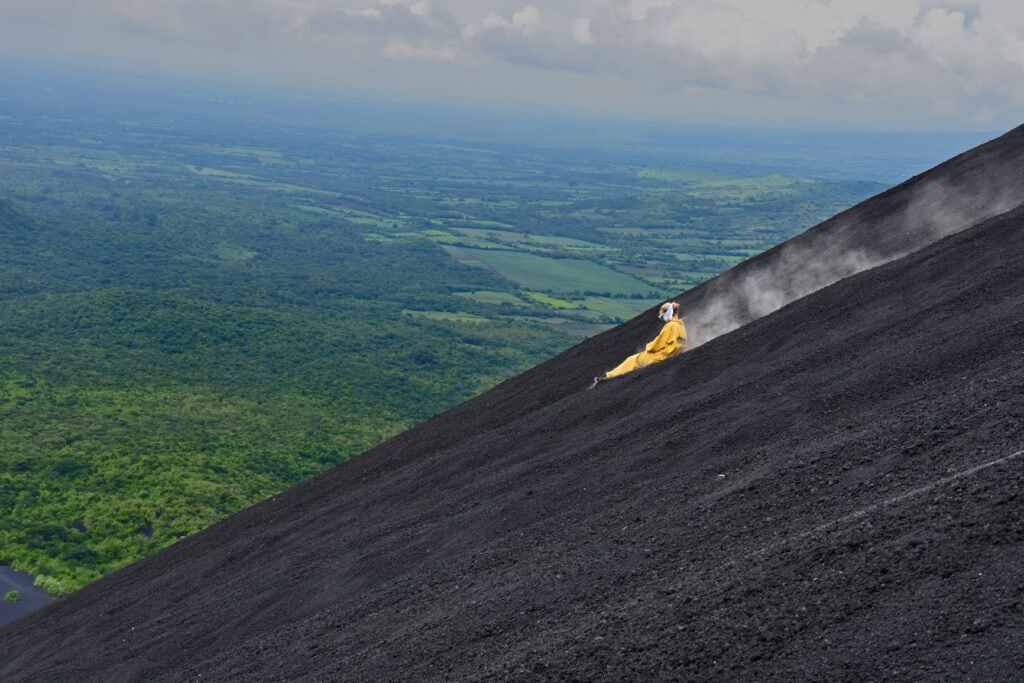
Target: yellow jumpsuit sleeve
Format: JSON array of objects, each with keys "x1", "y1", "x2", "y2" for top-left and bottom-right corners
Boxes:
[{"x1": 644, "y1": 320, "x2": 686, "y2": 360}]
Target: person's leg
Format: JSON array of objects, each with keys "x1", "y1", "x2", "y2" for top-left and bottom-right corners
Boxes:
[
  {"x1": 593, "y1": 351, "x2": 660, "y2": 387},
  {"x1": 605, "y1": 353, "x2": 642, "y2": 378}
]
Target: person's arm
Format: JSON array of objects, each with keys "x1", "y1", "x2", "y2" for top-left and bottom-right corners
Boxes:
[{"x1": 644, "y1": 323, "x2": 675, "y2": 353}]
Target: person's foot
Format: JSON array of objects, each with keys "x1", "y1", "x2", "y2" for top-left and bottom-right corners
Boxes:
[{"x1": 589, "y1": 375, "x2": 605, "y2": 389}]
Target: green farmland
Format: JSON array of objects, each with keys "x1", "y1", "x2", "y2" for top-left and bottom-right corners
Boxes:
[{"x1": 443, "y1": 246, "x2": 656, "y2": 296}]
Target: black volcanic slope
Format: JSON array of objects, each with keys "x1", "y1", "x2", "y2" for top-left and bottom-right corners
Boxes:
[{"x1": 3, "y1": 130, "x2": 1024, "y2": 681}]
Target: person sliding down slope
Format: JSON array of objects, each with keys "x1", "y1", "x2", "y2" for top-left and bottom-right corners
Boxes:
[{"x1": 591, "y1": 301, "x2": 686, "y2": 388}]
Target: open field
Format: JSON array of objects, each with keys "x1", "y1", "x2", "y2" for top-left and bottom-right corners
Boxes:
[
  {"x1": 455, "y1": 291, "x2": 528, "y2": 306},
  {"x1": 444, "y1": 247, "x2": 656, "y2": 296}
]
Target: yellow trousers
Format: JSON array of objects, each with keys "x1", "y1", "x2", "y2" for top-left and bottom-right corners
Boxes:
[{"x1": 606, "y1": 350, "x2": 659, "y2": 378}]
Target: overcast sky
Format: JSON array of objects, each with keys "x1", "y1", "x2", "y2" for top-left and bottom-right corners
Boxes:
[{"x1": 2, "y1": 1, "x2": 1022, "y2": 131}]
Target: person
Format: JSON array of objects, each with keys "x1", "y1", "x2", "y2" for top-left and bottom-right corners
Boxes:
[{"x1": 591, "y1": 301, "x2": 686, "y2": 388}]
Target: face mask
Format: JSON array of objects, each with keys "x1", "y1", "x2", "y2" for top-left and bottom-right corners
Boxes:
[{"x1": 659, "y1": 307, "x2": 673, "y2": 321}]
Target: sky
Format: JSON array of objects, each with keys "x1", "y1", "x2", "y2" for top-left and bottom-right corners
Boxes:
[{"x1": 1, "y1": 0, "x2": 1022, "y2": 131}]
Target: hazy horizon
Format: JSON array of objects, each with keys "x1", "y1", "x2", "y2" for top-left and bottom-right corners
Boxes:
[
  {"x1": 1, "y1": 1, "x2": 1022, "y2": 133},
  {"x1": 0, "y1": 55, "x2": 1000, "y2": 189}
]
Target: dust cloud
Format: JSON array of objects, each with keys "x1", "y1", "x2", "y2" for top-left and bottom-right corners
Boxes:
[{"x1": 684, "y1": 177, "x2": 1022, "y2": 348}]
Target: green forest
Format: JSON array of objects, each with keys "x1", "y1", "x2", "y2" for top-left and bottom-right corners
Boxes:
[{"x1": 0, "y1": 75, "x2": 898, "y2": 594}]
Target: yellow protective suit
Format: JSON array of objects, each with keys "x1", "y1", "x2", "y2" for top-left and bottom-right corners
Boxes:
[{"x1": 605, "y1": 318, "x2": 687, "y2": 378}]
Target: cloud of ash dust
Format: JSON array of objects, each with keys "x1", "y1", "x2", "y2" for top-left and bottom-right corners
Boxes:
[{"x1": 682, "y1": 176, "x2": 1023, "y2": 349}]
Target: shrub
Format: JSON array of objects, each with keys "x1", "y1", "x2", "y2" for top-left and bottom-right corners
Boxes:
[
  {"x1": 4, "y1": 590, "x2": 20, "y2": 602},
  {"x1": 33, "y1": 574, "x2": 65, "y2": 596}
]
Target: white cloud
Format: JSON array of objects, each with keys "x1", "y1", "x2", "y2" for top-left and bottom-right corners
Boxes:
[
  {"x1": 571, "y1": 17, "x2": 593, "y2": 44},
  {"x1": 512, "y1": 6, "x2": 541, "y2": 30},
  {"x1": 626, "y1": 0, "x2": 673, "y2": 22},
  {"x1": 481, "y1": 5, "x2": 541, "y2": 34},
  {"x1": 1, "y1": 0, "x2": 1022, "y2": 129},
  {"x1": 482, "y1": 12, "x2": 512, "y2": 31}
]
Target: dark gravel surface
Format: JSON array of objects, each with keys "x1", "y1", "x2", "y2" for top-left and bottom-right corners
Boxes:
[{"x1": 2, "y1": 128, "x2": 1024, "y2": 682}]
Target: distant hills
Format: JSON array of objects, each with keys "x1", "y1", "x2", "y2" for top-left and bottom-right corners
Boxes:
[{"x1": 2, "y1": 124, "x2": 1022, "y2": 680}]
